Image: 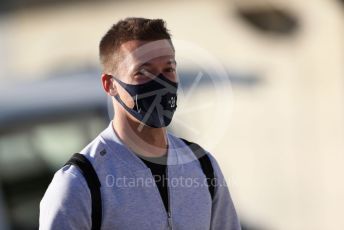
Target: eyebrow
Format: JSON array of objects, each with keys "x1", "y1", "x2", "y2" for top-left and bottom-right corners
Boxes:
[{"x1": 133, "y1": 60, "x2": 177, "y2": 72}]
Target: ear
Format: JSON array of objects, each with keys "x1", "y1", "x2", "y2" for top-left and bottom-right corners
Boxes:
[{"x1": 101, "y1": 73, "x2": 117, "y2": 96}]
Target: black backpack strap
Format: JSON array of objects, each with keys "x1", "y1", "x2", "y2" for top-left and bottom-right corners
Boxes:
[
  {"x1": 179, "y1": 138, "x2": 216, "y2": 200},
  {"x1": 64, "y1": 153, "x2": 102, "y2": 230}
]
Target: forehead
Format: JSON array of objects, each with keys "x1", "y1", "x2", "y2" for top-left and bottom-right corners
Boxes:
[{"x1": 118, "y1": 39, "x2": 175, "y2": 67}]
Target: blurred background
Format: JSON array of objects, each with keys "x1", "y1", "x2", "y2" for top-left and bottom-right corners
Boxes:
[{"x1": 1, "y1": 0, "x2": 344, "y2": 229}]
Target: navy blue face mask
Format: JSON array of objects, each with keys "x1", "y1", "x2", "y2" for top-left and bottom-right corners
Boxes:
[{"x1": 113, "y1": 73, "x2": 178, "y2": 128}]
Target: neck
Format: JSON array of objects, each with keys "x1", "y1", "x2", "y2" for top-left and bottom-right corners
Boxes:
[{"x1": 112, "y1": 107, "x2": 168, "y2": 157}]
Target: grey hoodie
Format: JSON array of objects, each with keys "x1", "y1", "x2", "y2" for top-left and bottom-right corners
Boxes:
[{"x1": 39, "y1": 121, "x2": 241, "y2": 230}]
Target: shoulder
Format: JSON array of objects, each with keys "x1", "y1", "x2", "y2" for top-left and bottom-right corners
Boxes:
[
  {"x1": 39, "y1": 164, "x2": 92, "y2": 229},
  {"x1": 77, "y1": 123, "x2": 128, "y2": 170},
  {"x1": 39, "y1": 164, "x2": 91, "y2": 222},
  {"x1": 41, "y1": 164, "x2": 90, "y2": 203},
  {"x1": 78, "y1": 135, "x2": 107, "y2": 164},
  {"x1": 168, "y1": 133, "x2": 221, "y2": 170},
  {"x1": 41, "y1": 130, "x2": 108, "y2": 204}
]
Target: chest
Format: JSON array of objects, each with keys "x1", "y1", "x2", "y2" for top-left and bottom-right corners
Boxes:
[{"x1": 99, "y1": 163, "x2": 212, "y2": 230}]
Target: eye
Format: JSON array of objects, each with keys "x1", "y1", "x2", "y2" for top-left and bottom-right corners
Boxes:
[
  {"x1": 133, "y1": 69, "x2": 153, "y2": 82},
  {"x1": 134, "y1": 69, "x2": 148, "y2": 78},
  {"x1": 165, "y1": 67, "x2": 176, "y2": 73},
  {"x1": 135, "y1": 71, "x2": 144, "y2": 76}
]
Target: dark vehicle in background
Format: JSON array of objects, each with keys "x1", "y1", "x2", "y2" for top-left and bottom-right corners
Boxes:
[{"x1": 0, "y1": 73, "x2": 110, "y2": 230}]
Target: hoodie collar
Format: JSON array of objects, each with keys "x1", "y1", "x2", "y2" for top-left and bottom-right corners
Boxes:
[{"x1": 100, "y1": 121, "x2": 179, "y2": 171}]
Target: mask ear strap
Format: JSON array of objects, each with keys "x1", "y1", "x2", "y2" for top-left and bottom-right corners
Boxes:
[
  {"x1": 114, "y1": 94, "x2": 134, "y2": 112},
  {"x1": 114, "y1": 94, "x2": 145, "y2": 118},
  {"x1": 112, "y1": 77, "x2": 144, "y2": 117},
  {"x1": 112, "y1": 77, "x2": 128, "y2": 89}
]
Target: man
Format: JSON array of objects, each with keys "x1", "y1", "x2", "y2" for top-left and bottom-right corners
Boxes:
[{"x1": 39, "y1": 17, "x2": 241, "y2": 230}]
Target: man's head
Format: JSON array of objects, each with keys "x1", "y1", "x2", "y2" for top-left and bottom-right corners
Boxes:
[{"x1": 100, "y1": 18, "x2": 178, "y2": 129}]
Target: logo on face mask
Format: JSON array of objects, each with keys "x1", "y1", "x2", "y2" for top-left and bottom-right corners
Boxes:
[
  {"x1": 113, "y1": 73, "x2": 178, "y2": 129},
  {"x1": 168, "y1": 96, "x2": 176, "y2": 108}
]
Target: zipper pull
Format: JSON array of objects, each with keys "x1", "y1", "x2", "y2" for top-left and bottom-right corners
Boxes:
[{"x1": 167, "y1": 212, "x2": 173, "y2": 229}]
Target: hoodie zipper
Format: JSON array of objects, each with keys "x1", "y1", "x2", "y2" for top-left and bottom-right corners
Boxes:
[
  {"x1": 135, "y1": 153, "x2": 173, "y2": 229},
  {"x1": 166, "y1": 163, "x2": 173, "y2": 230},
  {"x1": 128, "y1": 140, "x2": 173, "y2": 229}
]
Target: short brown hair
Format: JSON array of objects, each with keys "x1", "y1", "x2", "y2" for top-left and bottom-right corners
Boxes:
[{"x1": 99, "y1": 17, "x2": 173, "y2": 73}]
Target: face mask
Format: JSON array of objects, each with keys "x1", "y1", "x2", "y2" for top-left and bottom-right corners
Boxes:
[{"x1": 113, "y1": 73, "x2": 178, "y2": 128}]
